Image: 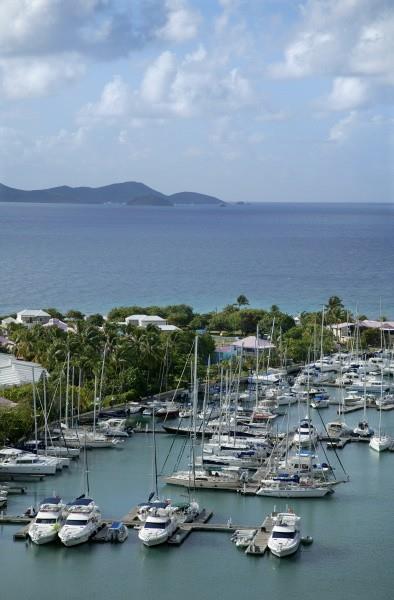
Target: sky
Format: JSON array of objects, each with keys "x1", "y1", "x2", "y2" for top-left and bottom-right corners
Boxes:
[{"x1": 0, "y1": 0, "x2": 393, "y2": 203}]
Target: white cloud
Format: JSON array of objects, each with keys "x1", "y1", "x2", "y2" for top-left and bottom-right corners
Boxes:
[
  {"x1": 0, "y1": 0, "x2": 195, "y2": 98},
  {"x1": 325, "y1": 77, "x2": 370, "y2": 111},
  {"x1": 89, "y1": 76, "x2": 131, "y2": 118},
  {"x1": 269, "y1": 0, "x2": 394, "y2": 110},
  {"x1": 81, "y1": 46, "x2": 256, "y2": 123},
  {"x1": 141, "y1": 51, "x2": 177, "y2": 104},
  {"x1": 328, "y1": 111, "x2": 358, "y2": 142},
  {"x1": 0, "y1": 54, "x2": 85, "y2": 98},
  {"x1": 156, "y1": 0, "x2": 200, "y2": 42}
]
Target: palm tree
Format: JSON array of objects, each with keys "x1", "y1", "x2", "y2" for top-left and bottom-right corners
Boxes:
[{"x1": 237, "y1": 294, "x2": 249, "y2": 307}]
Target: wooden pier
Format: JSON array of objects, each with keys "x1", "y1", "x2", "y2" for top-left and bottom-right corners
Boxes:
[{"x1": 245, "y1": 514, "x2": 274, "y2": 555}]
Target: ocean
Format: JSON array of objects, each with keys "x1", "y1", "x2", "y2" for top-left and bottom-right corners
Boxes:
[{"x1": 0, "y1": 202, "x2": 393, "y2": 317}]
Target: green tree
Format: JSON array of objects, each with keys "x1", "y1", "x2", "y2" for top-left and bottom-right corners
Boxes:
[{"x1": 237, "y1": 294, "x2": 249, "y2": 307}]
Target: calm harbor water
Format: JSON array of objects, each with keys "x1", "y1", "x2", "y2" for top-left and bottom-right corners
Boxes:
[
  {"x1": 0, "y1": 202, "x2": 393, "y2": 317},
  {"x1": 1, "y1": 404, "x2": 394, "y2": 600}
]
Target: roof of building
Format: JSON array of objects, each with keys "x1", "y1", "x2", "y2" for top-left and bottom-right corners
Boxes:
[
  {"x1": 43, "y1": 318, "x2": 70, "y2": 331},
  {"x1": 232, "y1": 335, "x2": 275, "y2": 350},
  {"x1": 158, "y1": 324, "x2": 180, "y2": 331},
  {"x1": 360, "y1": 319, "x2": 394, "y2": 330},
  {"x1": 1, "y1": 317, "x2": 17, "y2": 325},
  {"x1": 17, "y1": 309, "x2": 50, "y2": 318}
]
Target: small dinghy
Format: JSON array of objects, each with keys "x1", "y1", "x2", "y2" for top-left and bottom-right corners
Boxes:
[{"x1": 106, "y1": 521, "x2": 128, "y2": 543}]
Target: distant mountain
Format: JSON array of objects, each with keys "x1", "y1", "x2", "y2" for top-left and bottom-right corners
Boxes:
[
  {"x1": 0, "y1": 182, "x2": 225, "y2": 206},
  {"x1": 169, "y1": 191, "x2": 225, "y2": 205}
]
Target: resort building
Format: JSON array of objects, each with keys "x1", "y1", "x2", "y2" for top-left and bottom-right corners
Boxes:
[
  {"x1": 43, "y1": 318, "x2": 74, "y2": 333},
  {"x1": 329, "y1": 320, "x2": 394, "y2": 342},
  {"x1": 215, "y1": 335, "x2": 275, "y2": 361},
  {"x1": 0, "y1": 354, "x2": 47, "y2": 389},
  {"x1": 16, "y1": 309, "x2": 51, "y2": 328},
  {"x1": 124, "y1": 314, "x2": 179, "y2": 332}
]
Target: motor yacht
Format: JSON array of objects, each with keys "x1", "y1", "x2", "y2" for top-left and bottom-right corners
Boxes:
[
  {"x1": 138, "y1": 507, "x2": 178, "y2": 546},
  {"x1": 28, "y1": 497, "x2": 66, "y2": 545},
  {"x1": 268, "y1": 511, "x2": 301, "y2": 557},
  {"x1": 353, "y1": 420, "x2": 374, "y2": 438},
  {"x1": 58, "y1": 497, "x2": 101, "y2": 546},
  {"x1": 293, "y1": 418, "x2": 318, "y2": 447}
]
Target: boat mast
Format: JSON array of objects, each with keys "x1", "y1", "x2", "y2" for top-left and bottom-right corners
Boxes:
[
  {"x1": 255, "y1": 325, "x2": 259, "y2": 410},
  {"x1": 32, "y1": 367, "x2": 38, "y2": 455},
  {"x1": 192, "y1": 335, "x2": 199, "y2": 489},
  {"x1": 65, "y1": 351, "x2": 70, "y2": 429},
  {"x1": 43, "y1": 373, "x2": 48, "y2": 453}
]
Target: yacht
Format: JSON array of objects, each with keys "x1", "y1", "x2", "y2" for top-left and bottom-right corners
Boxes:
[
  {"x1": 256, "y1": 477, "x2": 334, "y2": 498},
  {"x1": 97, "y1": 418, "x2": 129, "y2": 437},
  {"x1": 138, "y1": 507, "x2": 178, "y2": 546},
  {"x1": 58, "y1": 497, "x2": 101, "y2": 546},
  {"x1": 293, "y1": 418, "x2": 318, "y2": 447},
  {"x1": 369, "y1": 434, "x2": 391, "y2": 452},
  {"x1": 28, "y1": 497, "x2": 66, "y2": 545},
  {"x1": 268, "y1": 511, "x2": 301, "y2": 557},
  {"x1": 310, "y1": 397, "x2": 329, "y2": 409},
  {"x1": 0, "y1": 449, "x2": 57, "y2": 475},
  {"x1": 353, "y1": 420, "x2": 374, "y2": 438}
]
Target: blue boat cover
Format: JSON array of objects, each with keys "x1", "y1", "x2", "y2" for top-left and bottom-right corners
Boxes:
[
  {"x1": 42, "y1": 497, "x2": 61, "y2": 504},
  {"x1": 109, "y1": 521, "x2": 123, "y2": 529},
  {"x1": 68, "y1": 498, "x2": 94, "y2": 506}
]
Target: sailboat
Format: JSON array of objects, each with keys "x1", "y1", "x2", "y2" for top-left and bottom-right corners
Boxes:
[
  {"x1": 164, "y1": 338, "x2": 245, "y2": 490},
  {"x1": 353, "y1": 365, "x2": 374, "y2": 438},
  {"x1": 256, "y1": 387, "x2": 336, "y2": 498},
  {"x1": 369, "y1": 372, "x2": 391, "y2": 452}
]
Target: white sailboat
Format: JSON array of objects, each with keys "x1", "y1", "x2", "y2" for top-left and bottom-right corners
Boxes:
[{"x1": 369, "y1": 374, "x2": 391, "y2": 452}]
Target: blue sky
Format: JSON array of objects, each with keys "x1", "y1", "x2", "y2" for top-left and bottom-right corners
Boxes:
[{"x1": 0, "y1": 0, "x2": 393, "y2": 202}]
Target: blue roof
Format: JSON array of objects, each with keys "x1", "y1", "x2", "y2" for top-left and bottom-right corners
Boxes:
[{"x1": 42, "y1": 496, "x2": 62, "y2": 505}]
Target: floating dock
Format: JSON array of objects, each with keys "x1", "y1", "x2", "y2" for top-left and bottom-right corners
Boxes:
[{"x1": 245, "y1": 514, "x2": 275, "y2": 555}]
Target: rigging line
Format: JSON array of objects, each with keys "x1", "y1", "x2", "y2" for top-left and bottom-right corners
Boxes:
[{"x1": 315, "y1": 406, "x2": 349, "y2": 480}]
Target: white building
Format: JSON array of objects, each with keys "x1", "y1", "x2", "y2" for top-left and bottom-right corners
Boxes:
[
  {"x1": 1, "y1": 316, "x2": 17, "y2": 328},
  {"x1": 124, "y1": 314, "x2": 179, "y2": 332},
  {"x1": 16, "y1": 309, "x2": 51, "y2": 328},
  {"x1": 0, "y1": 355, "x2": 47, "y2": 389},
  {"x1": 43, "y1": 318, "x2": 74, "y2": 333}
]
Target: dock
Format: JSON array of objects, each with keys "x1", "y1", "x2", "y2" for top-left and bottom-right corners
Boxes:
[
  {"x1": 245, "y1": 514, "x2": 274, "y2": 555},
  {"x1": 168, "y1": 509, "x2": 213, "y2": 545}
]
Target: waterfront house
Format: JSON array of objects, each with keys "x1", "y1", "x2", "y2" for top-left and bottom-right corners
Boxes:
[
  {"x1": 215, "y1": 335, "x2": 275, "y2": 361},
  {"x1": 231, "y1": 335, "x2": 275, "y2": 355},
  {"x1": 124, "y1": 314, "x2": 180, "y2": 332},
  {"x1": 0, "y1": 354, "x2": 47, "y2": 389},
  {"x1": 329, "y1": 320, "x2": 394, "y2": 342},
  {"x1": 16, "y1": 309, "x2": 51, "y2": 328}
]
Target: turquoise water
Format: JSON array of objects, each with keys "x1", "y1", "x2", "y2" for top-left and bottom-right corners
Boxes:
[
  {"x1": 1, "y1": 404, "x2": 394, "y2": 600},
  {"x1": 0, "y1": 202, "x2": 393, "y2": 317}
]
